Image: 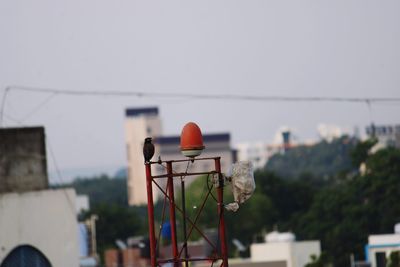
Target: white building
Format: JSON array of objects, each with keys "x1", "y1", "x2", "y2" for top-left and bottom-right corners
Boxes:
[
  {"x1": 235, "y1": 142, "x2": 281, "y2": 170},
  {"x1": 365, "y1": 224, "x2": 400, "y2": 267},
  {"x1": 125, "y1": 107, "x2": 234, "y2": 206},
  {"x1": 76, "y1": 195, "x2": 90, "y2": 215},
  {"x1": 249, "y1": 231, "x2": 321, "y2": 267},
  {"x1": 317, "y1": 124, "x2": 346, "y2": 142},
  {"x1": 0, "y1": 189, "x2": 80, "y2": 267},
  {"x1": 366, "y1": 124, "x2": 400, "y2": 149}
]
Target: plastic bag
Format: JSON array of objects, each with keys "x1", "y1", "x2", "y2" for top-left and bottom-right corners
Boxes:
[{"x1": 225, "y1": 161, "x2": 255, "y2": 212}]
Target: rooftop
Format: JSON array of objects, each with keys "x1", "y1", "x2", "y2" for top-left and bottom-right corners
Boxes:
[{"x1": 125, "y1": 107, "x2": 158, "y2": 117}]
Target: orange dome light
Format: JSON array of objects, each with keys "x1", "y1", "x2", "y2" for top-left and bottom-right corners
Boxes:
[{"x1": 180, "y1": 122, "x2": 205, "y2": 158}]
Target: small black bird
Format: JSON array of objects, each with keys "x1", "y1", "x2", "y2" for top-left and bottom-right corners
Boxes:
[{"x1": 143, "y1": 137, "x2": 155, "y2": 163}]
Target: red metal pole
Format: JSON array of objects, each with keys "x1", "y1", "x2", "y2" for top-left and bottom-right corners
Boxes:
[
  {"x1": 167, "y1": 162, "x2": 179, "y2": 267},
  {"x1": 215, "y1": 158, "x2": 229, "y2": 267},
  {"x1": 145, "y1": 163, "x2": 157, "y2": 267}
]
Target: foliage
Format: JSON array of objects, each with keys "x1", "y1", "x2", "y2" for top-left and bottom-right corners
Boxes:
[
  {"x1": 350, "y1": 138, "x2": 377, "y2": 167},
  {"x1": 182, "y1": 143, "x2": 400, "y2": 266},
  {"x1": 305, "y1": 252, "x2": 331, "y2": 267},
  {"x1": 69, "y1": 174, "x2": 128, "y2": 206},
  {"x1": 62, "y1": 141, "x2": 400, "y2": 267},
  {"x1": 295, "y1": 146, "x2": 400, "y2": 266},
  {"x1": 182, "y1": 170, "x2": 317, "y2": 255},
  {"x1": 388, "y1": 251, "x2": 400, "y2": 267},
  {"x1": 82, "y1": 203, "x2": 145, "y2": 261},
  {"x1": 266, "y1": 136, "x2": 357, "y2": 179}
]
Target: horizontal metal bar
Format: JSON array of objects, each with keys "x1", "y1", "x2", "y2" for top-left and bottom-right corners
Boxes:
[
  {"x1": 152, "y1": 171, "x2": 218, "y2": 179},
  {"x1": 157, "y1": 257, "x2": 222, "y2": 263},
  {"x1": 147, "y1": 157, "x2": 221, "y2": 165}
]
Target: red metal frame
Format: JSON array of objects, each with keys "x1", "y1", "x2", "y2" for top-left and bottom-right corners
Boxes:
[{"x1": 144, "y1": 157, "x2": 229, "y2": 267}]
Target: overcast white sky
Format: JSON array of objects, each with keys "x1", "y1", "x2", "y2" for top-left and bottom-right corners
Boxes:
[{"x1": 1, "y1": 1, "x2": 399, "y2": 181}]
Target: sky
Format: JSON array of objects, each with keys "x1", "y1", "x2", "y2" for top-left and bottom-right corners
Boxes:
[{"x1": 1, "y1": 0, "x2": 399, "y2": 182}]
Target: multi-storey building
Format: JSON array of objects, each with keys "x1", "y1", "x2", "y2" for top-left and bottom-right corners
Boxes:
[
  {"x1": 124, "y1": 107, "x2": 162, "y2": 206},
  {"x1": 366, "y1": 124, "x2": 400, "y2": 148},
  {"x1": 124, "y1": 107, "x2": 234, "y2": 206},
  {"x1": 235, "y1": 142, "x2": 281, "y2": 170}
]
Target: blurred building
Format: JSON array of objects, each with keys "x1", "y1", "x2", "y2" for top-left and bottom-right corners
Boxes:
[
  {"x1": 364, "y1": 224, "x2": 400, "y2": 267},
  {"x1": 249, "y1": 231, "x2": 320, "y2": 267},
  {"x1": 124, "y1": 107, "x2": 234, "y2": 205},
  {"x1": 235, "y1": 142, "x2": 281, "y2": 170},
  {"x1": 0, "y1": 189, "x2": 80, "y2": 267},
  {"x1": 124, "y1": 107, "x2": 162, "y2": 206},
  {"x1": 234, "y1": 129, "x2": 295, "y2": 170},
  {"x1": 366, "y1": 124, "x2": 400, "y2": 148},
  {"x1": 0, "y1": 126, "x2": 93, "y2": 267},
  {"x1": 154, "y1": 133, "x2": 233, "y2": 175},
  {"x1": 0, "y1": 127, "x2": 48, "y2": 193},
  {"x1": 76, "y1": 195, "x2": 90, "y2": 215},
  {"x1": 317, "y1": 124, "x2": 347, "y2": 142},
  {"x1": 195, "y1": 231, "x2": 321, "y2": 267}
]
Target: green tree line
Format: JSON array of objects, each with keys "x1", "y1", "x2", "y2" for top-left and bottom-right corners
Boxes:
[{"x1": 63, "y1": 137, "x2": 400, "y2": 266}]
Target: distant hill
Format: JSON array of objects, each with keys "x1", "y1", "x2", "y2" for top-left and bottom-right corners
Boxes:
[{"x1": 266, "y1": 136, "x2": 358, "y2": 179}]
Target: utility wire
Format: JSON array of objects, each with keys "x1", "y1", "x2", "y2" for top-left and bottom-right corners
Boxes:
[
  {"x1": 4, "y1": 85, "x2": 400, "y2": 103},
  {"x1": 19, "y1": 92, "x2": 57, "y2": 123},
  {"x1": 2, "y1": 85, "x2": 399, "y2": 128}
]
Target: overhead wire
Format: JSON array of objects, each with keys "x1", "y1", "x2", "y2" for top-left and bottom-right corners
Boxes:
[
  {"x1": 1, "y1": 85, "x2": 400, "y2": 129},
  {"x1": 4, "y1": 85, "x2": 400, "y2": 103},
  {"x1": 19, "y1": 92, "x2": 57, "y2": 123}
]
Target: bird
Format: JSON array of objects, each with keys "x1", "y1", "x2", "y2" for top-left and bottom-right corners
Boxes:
[{"x1": 143, "y1": 137, "x2": 155, "y2": 163}]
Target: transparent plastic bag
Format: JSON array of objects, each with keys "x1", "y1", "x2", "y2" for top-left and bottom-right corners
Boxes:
[{"x1": 225, "y1": 161, "x2": 255, "y2": 212}]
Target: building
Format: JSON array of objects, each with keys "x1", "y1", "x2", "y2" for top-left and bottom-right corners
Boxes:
[
  {"x1": 249, "y1": 231, "x2": 320, "y2": 267},
  {"x1": 0, "y1": 127, "x2": 48, "y2": 193},
  {"x1": 76, "y1": 194, "x2": 90, "y2": 215},
  {"x1": 235, "y1": 129, "x2": 296, "y2": 170},
  {"x1": 155, "y1": 133, "x2": 233, "y2": 175},
  {"x1": 124, "y1": 107, "x2": 234, "y2": 205},
  {"x1": 364, "y1": 224, "x2": 400, "y2": 267},
  {"x1": 366, "y1": 124, "x2": 400, "y2": 148},
  {"x1": 0, "y1": 189, "x2": 80, "y2": 267},
  {"x1": 235, "y1": 142, "x2": 281, "y2": 170},
  {"x1": 125, "y1": 107, "x2": 162, "y2": 206},
  {"x1": 0, "y1": 126, "x2": 94, "y2": 267}
]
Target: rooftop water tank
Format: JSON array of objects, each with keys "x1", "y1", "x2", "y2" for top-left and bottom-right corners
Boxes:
[{"x1": 265, "y1": 231, "x2": 296, "y2": 243}]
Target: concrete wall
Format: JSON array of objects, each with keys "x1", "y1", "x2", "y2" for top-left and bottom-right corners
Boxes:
[
  {"x1": 0, "y1": 189, "x2": 80, "y2": 267},
  {"x1": 251, "y1": 242, "x2": 292, "y2": 265},
  {"x1": 292, "y1": 241, "x2": 321, "y2": 267},
  {"x1": 367, "y1": 233, "x2": 400, "y2": 267},
  {"x1": 0, "y1": 127, "x2": 48, "y2": 193},
  {"x1": 251, "y1": 241, "x2": 320, "y2": 267}
]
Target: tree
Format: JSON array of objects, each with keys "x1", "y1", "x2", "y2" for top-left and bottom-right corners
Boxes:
[
  {"x1": 266, "y1": 136, "x2": 357, "y2": 179},
  {"x1": 350, "y1": 138, "x2": 377, "y2": 167},
  {"x1": 83, "y1": 203, "x2": 145, "y2": 261},
  {"x1": 296, "y1": 146, "x2": 400, "y2": 266}
]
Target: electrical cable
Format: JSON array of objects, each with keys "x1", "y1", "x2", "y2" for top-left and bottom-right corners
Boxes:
[
  {"x1": 4, "y1": 85, "x2": 400, "y2": 103},
  {"x1": 20, "y1": 92, "x2": 57, "y2": 123}
]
